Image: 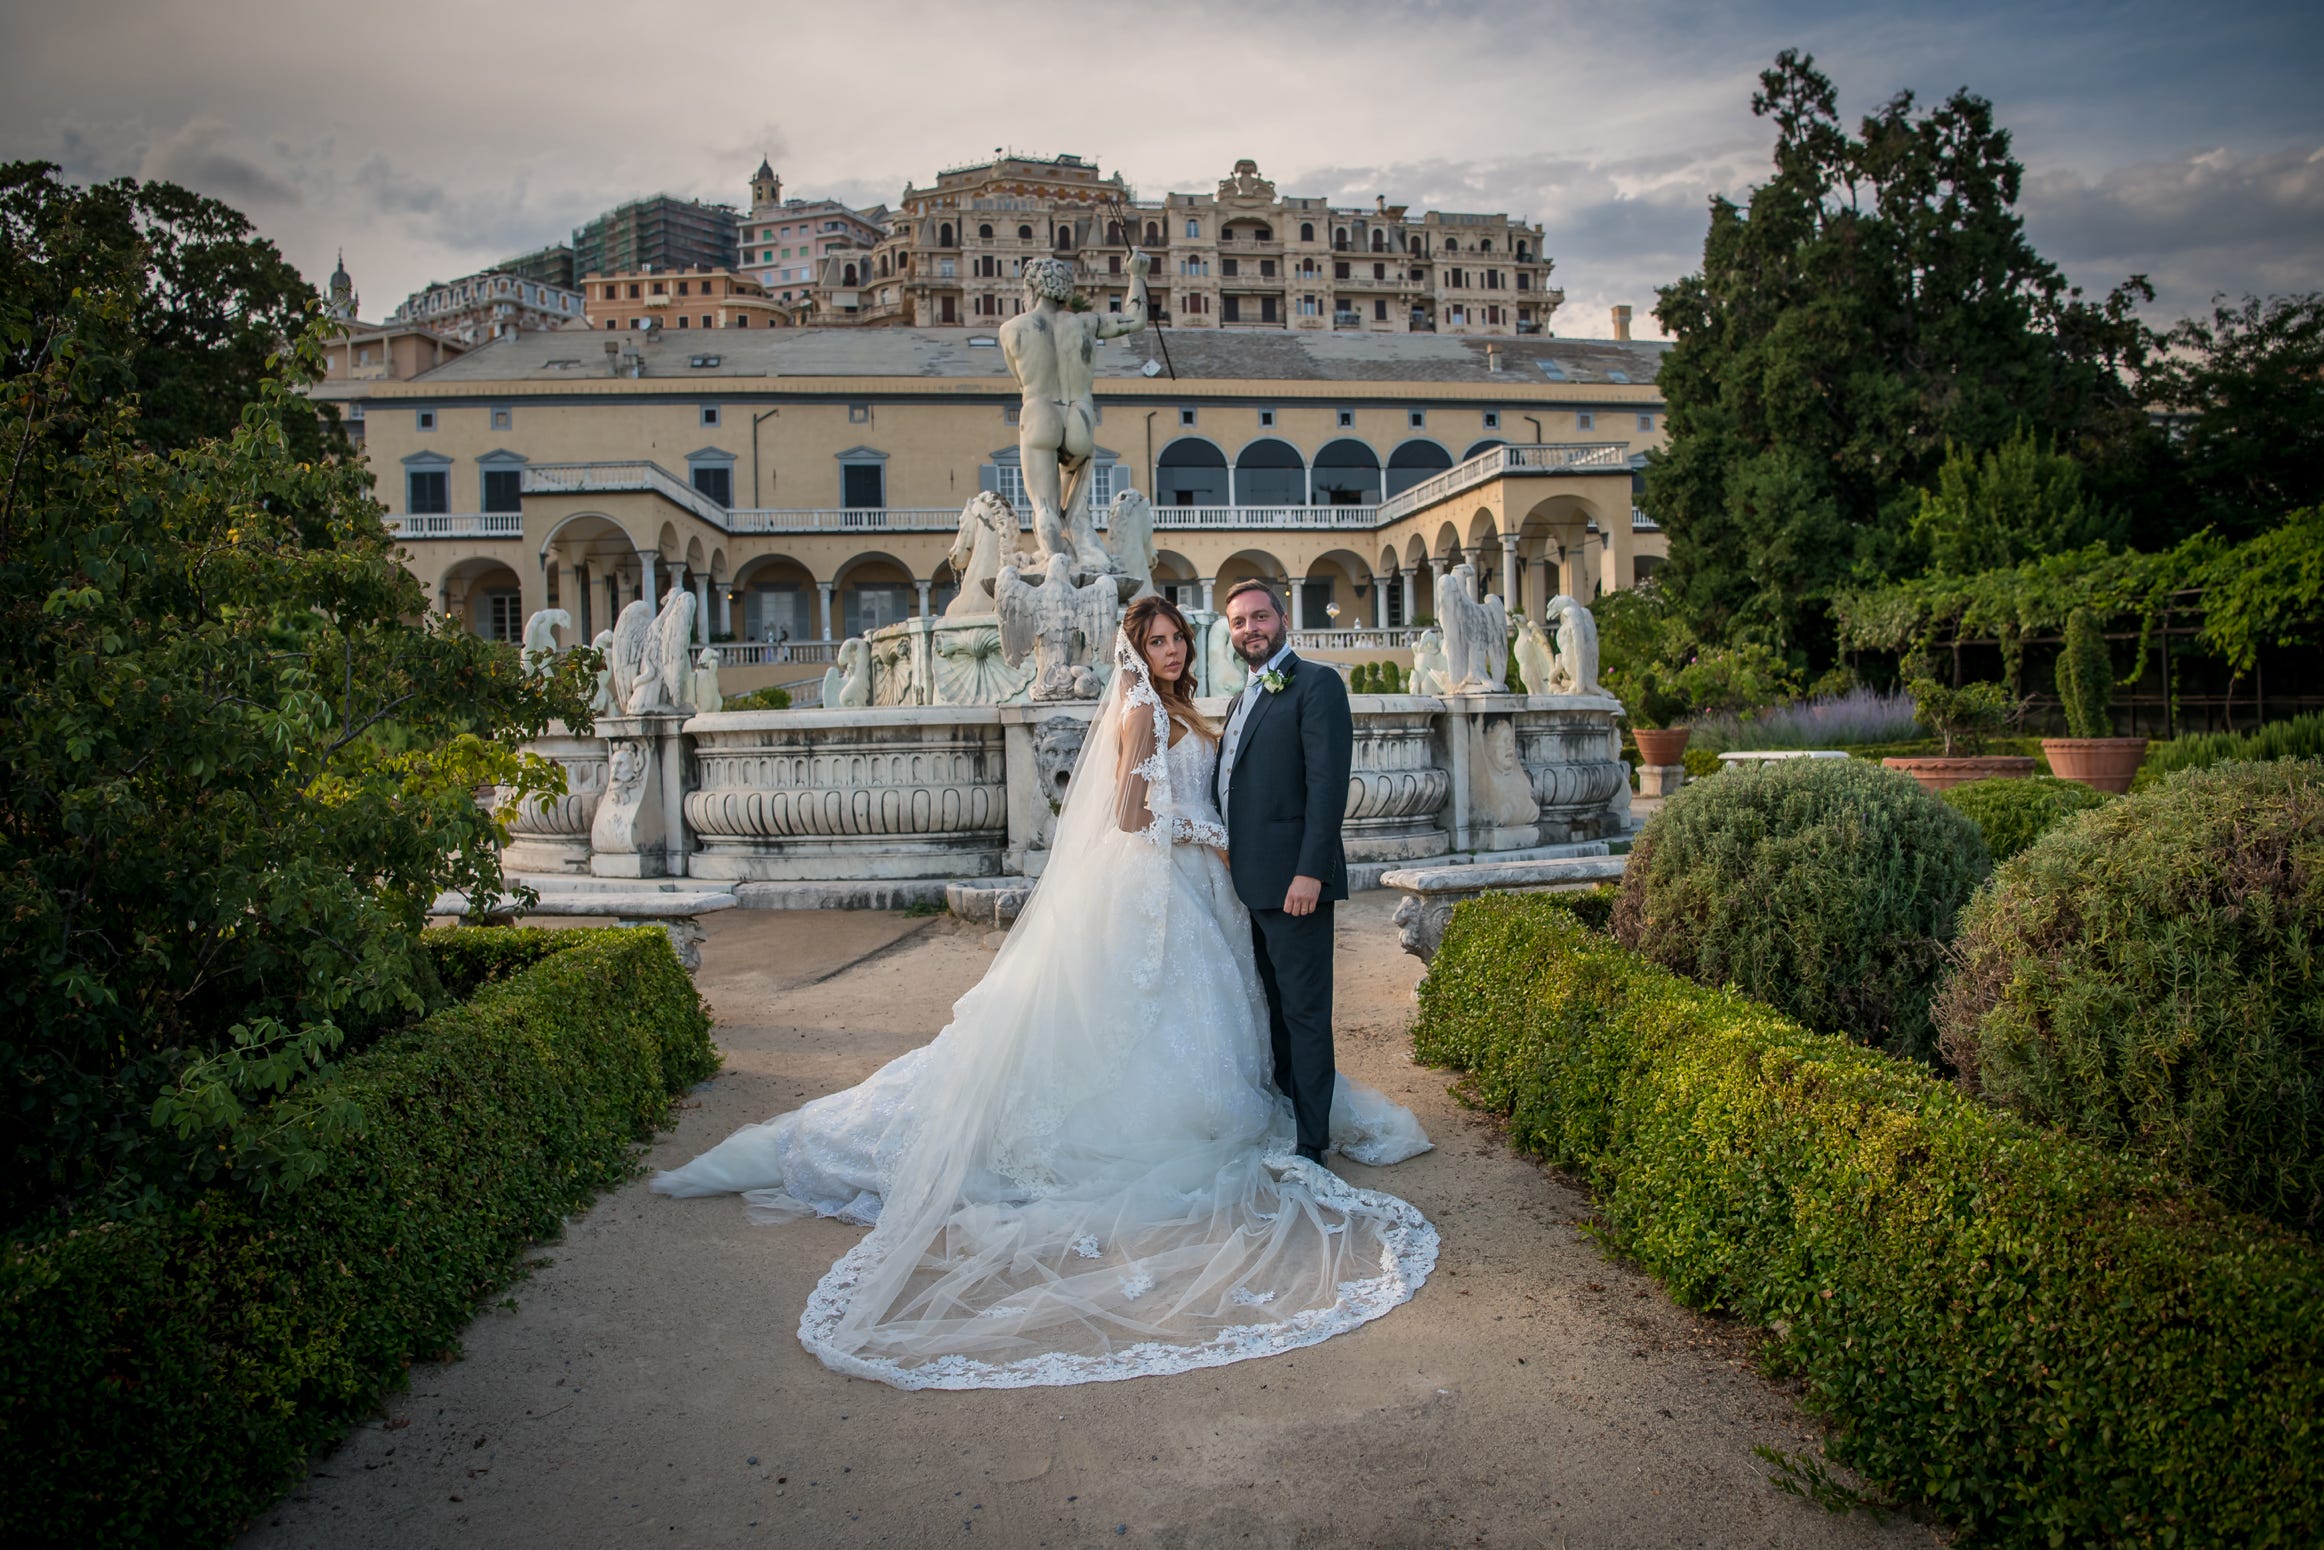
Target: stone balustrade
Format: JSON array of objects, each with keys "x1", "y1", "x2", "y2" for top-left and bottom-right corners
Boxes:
[
  {"x1": 500, "y1": 693, "x2": 1633, "y2": 902},
  {"x1": 684, "y1": 708, "x2": 1008, "y2": 881}
]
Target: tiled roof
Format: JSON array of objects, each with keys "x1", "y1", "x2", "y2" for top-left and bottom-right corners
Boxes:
[{"x1": 404, "y1": 326, "x2": 1669, "y2": 387}]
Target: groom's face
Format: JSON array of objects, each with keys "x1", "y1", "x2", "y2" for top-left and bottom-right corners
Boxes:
[{"x1": 1227, "y1": 590, "x2": 1286, "y2": 666}]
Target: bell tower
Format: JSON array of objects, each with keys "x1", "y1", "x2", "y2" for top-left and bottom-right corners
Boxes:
[{"x1": 750, "y1": 157, "x2": 782, "y2": 218}]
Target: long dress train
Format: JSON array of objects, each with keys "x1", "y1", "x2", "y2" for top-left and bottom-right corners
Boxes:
[{"x1": 651, "y1": 636, "x2": 1437, "y2": 1389}]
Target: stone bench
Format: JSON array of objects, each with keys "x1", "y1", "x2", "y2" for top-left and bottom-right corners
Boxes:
[
  {"x1": 1716, "y1": 749, "x2": 1851, "y2": 766},
  {"x1": 431, "y1": 878, "x2": 738, "y2": 971},
  {"x1": 1378, "y1": 853, "x2": 1631, "y2": 966}
]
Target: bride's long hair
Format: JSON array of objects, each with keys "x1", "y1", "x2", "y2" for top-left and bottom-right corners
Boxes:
[{"x1": 1122, "y1": 594, "x2": 1211, "y2": 741}]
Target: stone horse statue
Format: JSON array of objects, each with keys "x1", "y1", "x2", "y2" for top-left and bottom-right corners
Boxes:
[{"x1": 945, "y1": 491, "x2": 1017, "y2": 619}]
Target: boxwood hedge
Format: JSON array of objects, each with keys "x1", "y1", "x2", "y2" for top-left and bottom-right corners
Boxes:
[
  {"x1": 1938, "y1": 774, "x2": 2115, "y2": 862},
  {"x1": 0, "y1": 926, "x2": 716, "y2": 1549},
  {"x1": 1413, "y1": 894, "x2": 2323, "y2": 1547}
]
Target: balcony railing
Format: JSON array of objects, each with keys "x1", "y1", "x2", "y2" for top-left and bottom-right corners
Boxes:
[
  {"x1": 714, "y1": 641, "x2": 838, "y2": 666},
  {"x1": 725, "y1": 507, "x2": 974, "y2": 534},
  {"x1": 1289, "y1": 628, "x2": 1426, "y2": 650},
  {"x1": 523, "y1": 461, "x2": 730, "y2": 527},
  {"x1": 385, "y1": 512, "x2": 522, "y2": 539},
  {"x1": 1151, "y1": 504, "x2": 1380, "y2": 530},
  {"x1": 1373, "y1": 442, "x2": 1634, "y2": 523}
]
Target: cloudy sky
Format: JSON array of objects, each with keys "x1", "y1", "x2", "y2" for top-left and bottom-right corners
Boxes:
[{"x1": 5, "y1": 0, "x2": 2318, "y2": 340}]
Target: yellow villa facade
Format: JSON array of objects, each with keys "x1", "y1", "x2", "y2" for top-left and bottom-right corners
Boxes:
[{"x1": 330, "y1": 323, "x2": 1671, "y2": 689}]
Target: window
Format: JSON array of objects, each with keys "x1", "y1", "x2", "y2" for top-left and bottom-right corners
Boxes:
[
  {"x1": 1334, "y1": 262, "x2": 1349, "y2": 280},
  {"x1": 1222, "y1": 296, "x2": 1241, "y2": 323},
  {"x1": 978, "y1": 223, "x2": 993, "y2": 239},
  {"x1": 848, "y1": 404, "x2": 871, "y2": 424},
  {"x1": 1185, "y1": 219, "x2": 1199, "y2": 239},
  {"x1": 687, "y1": 447, "x2": 736, "y2": 508},
  {"x1": 1337, "y1": 409, "x2": 1355, "y2": 428},
  {"x1": 1259, "y1": 259, "x2": 1276, "y2": 278},
  {"x1": 1258, "y1": 409, "x2": 1276, "y2": 428},
  {"x1": 1017, "y1": 224, "x2": 1033, "y2": 240},
  {"x1": 651, "y1": 282, "x2": 666, "y2": 295},
  {"x1": 416, "y1": 409, "x2": 436, "y2": 431},
  {"x1": 628, "y1": 283, "x2": 641, "y2": 299},
  {"x1": 1483, "y1": 411, "x2": 1500, "y2": 429},
  {"x1": 1638, "y1": 414, "x2": 1655, "y2": 432},
  {"x1": 482, "y1": 468, "x2": 522, "y2": 513},
  {"x1": 605, "y1": 319, "x2": 617, "y2": 330},
  {"x1": 841, "y1": 462, "x2": 883, "y2": 507},
  {"x1": 677, "y1": 315, "x2": 690, "y2": 328},
  {"x1": 1300, "y1": 222, "x2": 1314, "y2": 242},
  {"x1": 1179, "y1": 407, "x2": 1197, "y2": 427},
  {"x1": 678, "y1": 281, "x2": 691, "y2": 296},
  {"x1": 1373, "y1": 299, "x2": 1387, "y2": 320},
  {"x1": 1003, "y1": 404, "x2": 1019, "y2": 425},
  {"x1": 1222, "y1": 258, "x2": 1239, "y2": 278},
  {"x1": 700, "y1": 315, "x2": 712, "y2": 328},
  {"x1": 1577, "y1": 411, "x2": 1595, "y2": 431},
  {"x1": 406, "y1": 469, "x2": 448, "y2": 513},
  {"x1": 483, "y1": 591, "x2": 523, "y2": 643},
  {"x1": 701, "y1": 405, "x2": 721, "y2": 427},
  {"x1": 1409, "y1": 410, "x2": 1427, "y2": 428}
]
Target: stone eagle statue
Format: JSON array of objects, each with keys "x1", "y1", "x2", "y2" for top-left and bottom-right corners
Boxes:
[
  {"x1": 823, "y1": 638, "x2": 872, "y2": 708},
  {"x1": 1435, "y1": 562, "x2": 1508, "y2": 694},
  {"x1": 995, "y1": 553, "x2": 1117, "y2": 701}
]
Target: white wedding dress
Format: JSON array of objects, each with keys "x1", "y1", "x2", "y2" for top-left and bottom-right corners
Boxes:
[{"x1": 651, "y1": 634, "x2": 1438, "y2": 1390}]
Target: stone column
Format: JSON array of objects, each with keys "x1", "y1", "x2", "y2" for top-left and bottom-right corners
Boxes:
[
  {"x1": 1401, "y1": 570, "x2": 1415, "y2": 626},
  {"x1": 692, "y1": 573, "x2": 711, "y2": 644},
  {"x1": 638, "y1": 550, "x2": 658, "y2": 605},
  {"x1": 1200, "y1": 576, "x2": 1217, "y2": 612},
  {"x1": 1288, "y1": 579, "x2": 1305, "y2": 631},
  {"x1": 817, "y1": 582, "x2": 836, "y2": 641},
  {"x1": 1373, "y1": 572, "x2": 1389, "y2": 628},
  {"x1": 1532, "y1": 558, "x2": 1551, "y2": 621},
  {"x1": 716, "y1": 585, "x2": 732, "y2": 637},
  {"x1": 572, "y1": 563, "x2": 590, "y2": 640},
  {"x1": 916, "y1": 579, "x2": 933, "y2": 618},
  {"x1": 1502, "y1": 541, "x2": 1520, "y2": 612}
]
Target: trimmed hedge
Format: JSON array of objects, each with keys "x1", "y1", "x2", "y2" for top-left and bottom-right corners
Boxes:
[
  {"x1": 0, "y1": 927, "x2": 715, "y2": 1548},
  {"x1": 2139, "y1": 712, "x2": 2324, "y2": 788},
  {"x1": 1938, "y1": 774, "x2": 2115, "y2": 861},
  {"x1": 1612, "y1": 757, "x2": 1990, "y2": 1063},
  {"x1": 1414, "y1": 894, "x2": 2324, "y2": 1546},
  {"x1": 1938, "y1": 761, "x2": 2324, "y2": 1233}
]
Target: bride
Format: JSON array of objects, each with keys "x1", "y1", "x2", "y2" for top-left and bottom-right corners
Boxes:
[{"x1": 651, "y1": 594, "x2": 1438, "y2": 1390}]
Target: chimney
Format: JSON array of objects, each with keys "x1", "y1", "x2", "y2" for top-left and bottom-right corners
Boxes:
[
  {"x1": 1611, "y1": 304, "x2": 1632, "y2": 342},
  {"x1": 1486, "y1": 344, "x2": 1503, "y2": 373},
  {"x1": 1375, "y1": 194, "x2": 1386, "y2": 213}
]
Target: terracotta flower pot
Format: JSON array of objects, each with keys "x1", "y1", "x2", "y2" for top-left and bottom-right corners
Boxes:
[
  {"x1": 1632, "y1": 727, "x2": 1692, "y2": 767},
  {"x1": 1881, "y1": 755, "x2": 2037, "y2": 793},
  {"x1": 2041, "y1": 737, "x2": 2148, "y2": 795}
]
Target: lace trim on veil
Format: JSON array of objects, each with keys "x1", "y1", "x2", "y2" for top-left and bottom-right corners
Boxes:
[{"x1": 797, "y1": 1158, "x2": 1440, "y2": 1390}]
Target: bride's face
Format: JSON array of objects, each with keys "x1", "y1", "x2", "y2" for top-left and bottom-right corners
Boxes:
[{"x1": 1139, "y1": 618, "x2": 1189, "y2": 685}]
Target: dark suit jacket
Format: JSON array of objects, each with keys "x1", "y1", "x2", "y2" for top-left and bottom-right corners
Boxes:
[{"x1": 1216, "y1": 653, "x2": 1354, "y2": 909}]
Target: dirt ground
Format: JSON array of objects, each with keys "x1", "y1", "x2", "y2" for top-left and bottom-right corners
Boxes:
[{"x1": 241, "y1": 895, "x2": 1935, "y2": 1550}]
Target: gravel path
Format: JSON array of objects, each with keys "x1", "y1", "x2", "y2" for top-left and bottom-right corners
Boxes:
[{"x1": 242, "y1": 896, "x2": 1936, "y2": 1549}]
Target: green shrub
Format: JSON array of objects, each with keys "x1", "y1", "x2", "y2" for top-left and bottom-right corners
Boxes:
[
  {"x1": 1937, "y1": 760, "x2": 2324, "y2": 1232},
  {"x1": 1937, "y1": 774, "x2": 2114, "y2": 861},
  {"x1": 1382, "y1": 660, "x2": 1404, "y2": 693},
  {"x1": 421, "y1": 923, "x2": 613, "y2": 1000},
  {"x1": 721, "y1": 684, "x2": 793, "y2": 711},
  {"x1": 1908, "y1": 676, "x2": 2013, "y2": 755},
  {"x1": 1612, "y1": 758, "x2": 1989, "y2": 1062},
  {"x1": 2056, "y1": 606, "x2": 2116, "y2": 738},
  {"x1": 1681, "y1": 744, "x2": 1722, "y2": 779},
  {"x1": 1413, "y1": 895, "x2": 2324, "y2": 1546},
  {"x1": 2139, "y1": 711, "x2": 2324, "y2": 787},
  {"x1": 0, "y1": 928, "x2": 715, "y2": 1548},
  {"x1": 1844, "y1": 735, "x2": 2052, "y2": 768},
  {"x1": 1352, "y1": 662, "x2": 1378, "y2": 693}
]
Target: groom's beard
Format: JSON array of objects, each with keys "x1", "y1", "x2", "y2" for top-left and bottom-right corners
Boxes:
[{"x1": 1236, "y1": 626, "x2": 1285, "y2": 666}]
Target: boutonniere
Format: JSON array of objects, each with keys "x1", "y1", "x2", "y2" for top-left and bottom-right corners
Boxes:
[{"x1": 1258, "y1": 665, "x2": 1290, "y2": 694}]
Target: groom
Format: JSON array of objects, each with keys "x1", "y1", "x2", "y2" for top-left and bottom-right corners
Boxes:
[{"x1": 1214, "y1": 579, "x2": 1354, "y2": 1165}]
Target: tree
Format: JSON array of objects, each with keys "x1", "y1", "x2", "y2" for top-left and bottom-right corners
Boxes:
[
  {"x1": 0, "y1": 289, "x2": 590, "y2": 1231},
  {"x1": 1910, "y1": 425, "x2": 2122, "y2": 575},
  {"x1": 0, "y1": 160, "x2": 346, "y2": 459},
  {"x1": 1647, "y1": 52, "x2": 2151, "y2": 665},
  {"x1": 2139, "y1": 293, "x2": 2324, "y2": 546}
]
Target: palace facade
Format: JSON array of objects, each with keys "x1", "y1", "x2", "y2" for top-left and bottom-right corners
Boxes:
[{"x1": 324, "y1": 321, "x2": 1667, "y2": 689}]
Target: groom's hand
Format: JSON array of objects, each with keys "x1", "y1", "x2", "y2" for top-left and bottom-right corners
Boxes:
[{"x1": 1284, "y1": 875, "x2": 1323, "y2": 917}]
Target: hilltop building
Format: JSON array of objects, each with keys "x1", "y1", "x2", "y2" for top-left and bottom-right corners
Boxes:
[
  {"x1": 387, "y1": 267, "x2": 588, "y2": 345},
  {"x1": 742, "y1": 157, "x2": 888, "y2": 311},
  {"x1": 495, "y1": 243, "x2": 578, "y2": 291},
  {"x1": 574, "y1": 194, "x2": 740, "y2": 281},
  {"x1": 847, "y1": 153, "x2": 1559, "y2": 336},
  {"x1": 583, "y1": 266, "x2": 795, "y2": 330}
]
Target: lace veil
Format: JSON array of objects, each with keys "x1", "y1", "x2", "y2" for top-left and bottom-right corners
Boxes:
[{"x1": 674, "y1": 630, "x2": 1437, "y2": 1389}]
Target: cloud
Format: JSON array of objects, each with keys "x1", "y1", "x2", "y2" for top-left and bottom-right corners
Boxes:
[
  {"x1": 138, "y1": 118, "x2": 300, "y2": 208},
  {"x1": 2023, "y1": 143, "x2": 2324, "y2": 318}
]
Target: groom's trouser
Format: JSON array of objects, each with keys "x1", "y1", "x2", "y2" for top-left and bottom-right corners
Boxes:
[{"x1": 1249, "y1": 904, "x2": 1336, "y2": 1155}]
